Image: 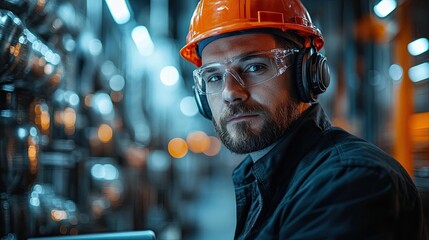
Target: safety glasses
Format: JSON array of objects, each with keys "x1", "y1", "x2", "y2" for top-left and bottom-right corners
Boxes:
[{"x1": 193, "y1": 48, "x2": 298, "y2": 94}]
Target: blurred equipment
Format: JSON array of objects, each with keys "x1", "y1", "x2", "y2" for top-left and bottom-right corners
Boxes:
[
  {"x1": 0, "y1": 86, "x2": 40, "y2": 239},
  {"x1": 1, "y1": 0, "x2": 170, "y2": 238},
  {"x1": 0, "y1": 10, "x2": 63, "y2": 93},
  {"x1": 0, "y1": 6, "x2": 63, "y2": 239}
]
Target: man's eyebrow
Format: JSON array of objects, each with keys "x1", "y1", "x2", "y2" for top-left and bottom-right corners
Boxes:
[
  {"x1": 239, "y1": 52, "x2": 271, "y2": 61},
  {"x1": 202, "y1": 50, "x2": 264, "y2": 66}
]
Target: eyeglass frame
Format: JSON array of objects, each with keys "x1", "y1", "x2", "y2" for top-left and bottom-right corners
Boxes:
[{"x1": 193, "y1": 48, "x2": 299, "y2": 95}]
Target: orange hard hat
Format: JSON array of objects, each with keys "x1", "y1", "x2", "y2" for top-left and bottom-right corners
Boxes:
[{"x1": 180, "y1": 0, "x2": 325, "y2": 67}]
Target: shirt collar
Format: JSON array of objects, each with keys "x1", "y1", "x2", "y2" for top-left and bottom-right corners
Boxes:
[{"x1": 249, "y1": 142, "x2": 277, "y2": 163}]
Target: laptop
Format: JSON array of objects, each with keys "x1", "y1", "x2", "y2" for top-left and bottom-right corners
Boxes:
[{"x1": 27, "y1": 230, "x2": 156, "y2": 240}]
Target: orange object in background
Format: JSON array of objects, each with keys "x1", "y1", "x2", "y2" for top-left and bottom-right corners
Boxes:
[{"x1": 168, "y1": 138, "x2": 189, "y2": 158}]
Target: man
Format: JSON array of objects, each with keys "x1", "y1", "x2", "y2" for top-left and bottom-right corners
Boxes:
[{"x1": 180, "y1": 0, "x2": 427, "y2": 239}]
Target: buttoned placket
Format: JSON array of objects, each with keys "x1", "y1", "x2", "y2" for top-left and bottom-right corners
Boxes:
[{"x1": 233, "y1": 156, "x2": 265, "y2": 240}]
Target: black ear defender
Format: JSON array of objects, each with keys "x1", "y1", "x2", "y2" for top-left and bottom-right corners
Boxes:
[
  {"x1": 193, "y1": 84, "x2": 212, "y2": 119},
  {"x1": 295, "y1": 45, "x2": 331, "y2": 103}
]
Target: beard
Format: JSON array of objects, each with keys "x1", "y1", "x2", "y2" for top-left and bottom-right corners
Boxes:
[{"x1": 212, "y1": 98, "x2": 301, "y2": 154}]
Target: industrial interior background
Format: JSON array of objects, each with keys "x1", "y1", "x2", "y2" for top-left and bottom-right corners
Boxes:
[{"x1": 0, "y1": 0, "x2": 428, "y2": 239}]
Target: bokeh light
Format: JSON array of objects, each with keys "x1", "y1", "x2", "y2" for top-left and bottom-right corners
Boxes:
[
  {"x1": 105, "y1": 0, "x2": 131, "y2": 25},
  {"x1": 408, "y1": 38, "x2": 429, "y2": 56},
  {"x1": 180, "y1": 96, "x2": 199, "y2": 117},
  {"x1": 160, "y1": 66, "x2": 179, "y2": 86},
  {"x1": 373, "y1": 0, "x2": 397, "y2": 18},
  {"x1": 409, "y1": 62, "x2": 429, "y2": 83},
  {"x1": 203, "y1": 136, "x2": 222, "y2": 156},
  {"x1": 51, "y1": 209, "x2": 67, "y2": 222},
  {"x1": 187, "y1": 131, "x2": 210, "y2": 153},
  {"x1": 132, "y1": 25, "x2": 154, "y2": 56},
  {"x1": 92, "y1": 93, "x2": 113, "y2": 115},
  {"x1": 91, "y1": 163, "x2": 119, "y2": 180},
  {"x1": 389, "y1": 64, "x2": 403, "y2": 81},
  {"x1": 109, "y1": 74, "x2": 125, "y2": 91},
  {"x1": 64, "y1": 107, "x2": 77, "y2": 135},
  {"x1": 168, "y1": 138, "x2": 188, "y2": 158},
  {"x1": 98, "y1": 123, "x2": 113, "y2": 143}
]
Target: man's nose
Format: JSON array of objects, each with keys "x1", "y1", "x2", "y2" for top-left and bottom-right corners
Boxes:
[{"x1": 221, "y1": 71, "x2": 249, "y2": 104}]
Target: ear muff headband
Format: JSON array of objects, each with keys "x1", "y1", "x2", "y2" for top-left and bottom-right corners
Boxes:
[{"x1": 295, "y1": 46, "x2": 330, "y2": 102}]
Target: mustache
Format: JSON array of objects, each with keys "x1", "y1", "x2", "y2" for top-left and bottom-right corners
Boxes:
[{"x1": 220, "y1": 103, "x2": 266, "y2": 121}]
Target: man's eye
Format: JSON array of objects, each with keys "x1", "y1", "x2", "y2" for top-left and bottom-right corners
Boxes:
[
  {"x1": 206, "y1": 74, "x2": 223, "y2": 83},
  {"x1": 244, "y1": 64, "x2": 266, "y2": 73}
]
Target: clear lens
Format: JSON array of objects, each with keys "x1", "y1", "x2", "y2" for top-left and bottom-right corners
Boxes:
[{"x1": 193, "y1": 48, "x2": 298, "y2": 94}]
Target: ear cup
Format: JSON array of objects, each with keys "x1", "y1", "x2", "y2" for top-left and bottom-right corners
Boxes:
[
  {"x1": 193, "y1": 85, "x2": 212, "y2": 119},
  {"x1": 295, "y1": 48, "x2": 311, "y2": 102},
  {"x1": 295, "y1": 47, "x2": 331, "y2": 102}
]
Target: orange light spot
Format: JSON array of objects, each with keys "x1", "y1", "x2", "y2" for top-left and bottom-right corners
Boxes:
[
  {"x1": 28, "y1": 143, "x2": 38, "y2": 174},
  {"x1": 41, "y1": 111, "x2": 50, "y2": 131},
  {"x1": 98, "y1": 124, "x2": 113, "y2": 143},
  {"x1": 187, "y1": 131, "x2": 210, "y2": 153},
  {"x1": 51, "y1": 209, "x2": 67, "y2": 221},
  {"x1": 34, "y1": 104, "x2": 42, "y2": 114},
  {"x1": 64, "y1": 107, "x2": 76, "y2": 135},
  {"x1": 203, "y1": 136, "x2": 222, "y2": 156},
  {"x1": 168, "y1": 138, "x2": 188, "y2": 158},
  {"x1": 63, "y1": 107, "x2": 76, "y2": 127},
  {"x1": 54, "y1": 111, "x2": 62, "y2": 125}
]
